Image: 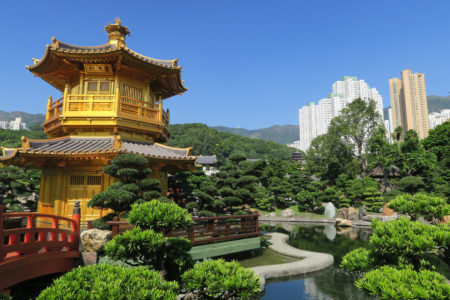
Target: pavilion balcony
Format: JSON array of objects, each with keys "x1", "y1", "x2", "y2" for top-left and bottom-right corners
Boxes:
[{"x1": 43, "y1": 91, "x2": 170, "y2": 140}]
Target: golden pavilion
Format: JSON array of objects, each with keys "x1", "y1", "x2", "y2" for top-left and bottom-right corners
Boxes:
[{"x1": 1, "y1": 19, "x2": 196, "y2": 223}]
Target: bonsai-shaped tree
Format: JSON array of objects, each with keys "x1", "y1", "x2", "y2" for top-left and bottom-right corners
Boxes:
[
  {"x1": 105, "y1": 200, "x2": 194, "y2": 281},
  {"x1": 88, "y1": 153, "x2": 162, "y2": 215},
  {"x1": 0, "y1": 166, "x2": 41, "y2": 212}
]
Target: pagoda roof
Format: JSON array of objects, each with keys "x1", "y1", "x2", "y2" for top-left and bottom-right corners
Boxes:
[
  {"x1": 28, "y1": 39, "x2": 180, "y2": 71},
  {"x1": 26, "y1": 19, "x2": 188, "y2": 98},
  {"x1": 0, "y1": 136, "x2": 196, "y2": 165}
]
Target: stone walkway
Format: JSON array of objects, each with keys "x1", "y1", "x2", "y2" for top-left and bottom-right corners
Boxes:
[{"x1": 250, "y1": 232, "x2": 334, "y2": 291}]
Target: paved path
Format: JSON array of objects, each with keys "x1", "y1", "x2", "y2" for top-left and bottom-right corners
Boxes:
[{"x1": 250, "y1": 232, "x2": 334, "y2": 291}]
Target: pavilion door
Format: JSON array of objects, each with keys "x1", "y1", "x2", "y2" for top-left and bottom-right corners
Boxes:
[{"x1": 65, "y1": 174, "x2": 104, "y2": 223}]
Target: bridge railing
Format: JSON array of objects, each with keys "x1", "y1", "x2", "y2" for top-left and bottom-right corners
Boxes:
[
  {"x1": 105, "y1": 212, "x2": 259, "y2": 246},
  {"x1": 0, "y1": 202, "x2": 81, "y2": 264}
]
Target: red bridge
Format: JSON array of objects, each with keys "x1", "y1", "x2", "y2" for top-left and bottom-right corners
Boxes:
[{"x1": 0, "y1": 202, "x2": 81, "y2": 293}]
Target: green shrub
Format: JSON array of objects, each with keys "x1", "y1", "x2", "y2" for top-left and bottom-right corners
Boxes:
[
  {"x1": 128, "y1": 200, "x2": 193, "y2": 234},
  {"x1": 255, "y1": 197, "x2": 273, "y2": 211},
  {"x1": 105, "y1": 227, "x2": 193, "y2": 281},
  {"x1": 105, "y1": 227, "x2": 165, "y2": 267},
  {"x1": 164, "y1": 237, "x2": 194, "y2": 281},
  {"x1": 37, "y1": 264, "x2": 179, "y2": 300},
  {"x1": 181, "y1": 259, "x2": 260, "y2": 300},
  {"x1": 382, "y1": 188, "x2": 403, "y2": 202},
  {"x1": 369, "y1": 218, "x2": 440, "y2": 267},
  {"x1": 397, "y1": 176, "x2": 425, "y2": 194},
  {"x1": 388, "y1": 193, "x2": 450, "y2": 221},
  {"x1": 355, "y1": 266, "x2": 450, "y2": 299},
  {"x1": 185, "y1": 202, "x2": 200, "y2": 212},
  {"x1": 91, "y1": 213, "x2": 116, "y2": 230},
  {"x1": 233, "y1": 210, "x2": 248, "y2": 216},
  {"x1": 198, "y1": 210, "x2": 214, "y2": 217},
  {"x1": 340, "y1": 247, "x2": 376, "y2": 273}
]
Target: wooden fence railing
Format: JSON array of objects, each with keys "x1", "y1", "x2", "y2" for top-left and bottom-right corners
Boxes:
[
  {"x1": 0, "y1": 202, "x2": 81, "y2": 291},
  {"x1": 103, "y1": 212, "x2": 259, "y2": 246}
]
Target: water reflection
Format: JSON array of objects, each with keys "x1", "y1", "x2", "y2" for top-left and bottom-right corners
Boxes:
[{"x1": 259, "y1": 223, "x2": 375, "y2": 300}]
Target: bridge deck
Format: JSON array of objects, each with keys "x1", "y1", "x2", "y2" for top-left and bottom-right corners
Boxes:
[{"x1": 0, "y1": 204, "x2": 81, "y2": 291}]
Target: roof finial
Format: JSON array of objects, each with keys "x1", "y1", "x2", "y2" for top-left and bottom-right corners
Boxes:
[{"x1": 105, "y1": 18, "x2": 130, "y2": 48}]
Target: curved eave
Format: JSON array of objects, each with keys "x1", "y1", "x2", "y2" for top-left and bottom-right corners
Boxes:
[
  {"x1": 27, "y1": 40, "x2": 181, "y2": 72},
  {"x1": 0, "y1": 149, "x2": 19, "y2": 162},
  {"x1": 27, "y1": 43, "x2": 188, "y2": 95}
]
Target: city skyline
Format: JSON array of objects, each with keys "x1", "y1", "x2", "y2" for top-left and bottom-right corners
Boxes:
[
  {"x1": 298, "y1": 76, "x2": 384, "y2": 152},
  {"x1": 0, "y1": 1, "x2": 449, "y2": 129}
]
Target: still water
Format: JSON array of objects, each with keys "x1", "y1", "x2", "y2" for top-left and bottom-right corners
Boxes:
[{"x1": 257, "y1": 223, "x2": 375, "y2": 300}]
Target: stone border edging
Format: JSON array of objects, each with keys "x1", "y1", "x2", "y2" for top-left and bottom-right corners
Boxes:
[{"x1": 250, "y1": 232, "x2": 334, "y2": 291}]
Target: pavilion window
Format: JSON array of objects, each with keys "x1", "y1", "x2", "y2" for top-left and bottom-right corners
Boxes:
[
  {"x1": 86, "y1": 80, "x2": 112, "y2": 94},
  {"x1": 70, "y1": 175, "x2": 85, "y2": 185},
  {"x1": 87, "y1": 175, "x2": 102, "y2": 185}
]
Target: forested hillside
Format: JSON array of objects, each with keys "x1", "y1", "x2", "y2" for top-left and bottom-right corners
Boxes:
[
  {"x1": 213, "y1": 125, "x2": 299, "y2": 144},
  {"x1": 427, "y1": 95, "x2": 450, "y2": 113},
  {"x1": 0, "y1": 128, "x2": 46, "y2": 148},
  {"x1": 168, "y1": 123, "x2": 296, "y2": 161}
]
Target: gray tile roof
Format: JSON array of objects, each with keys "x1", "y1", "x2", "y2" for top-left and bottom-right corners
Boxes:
[
  {"x1": 10, "y1": 136, "x2": 195, "y2": 160},
  {"x1": 57, "y1": 41, "x2": 116, "y2": 52},
  {"x1": 28, "y1": 137, "x2": 113, "y2": 153},
  {"x1": 196, "y1": 155, "x2": 217, "y2": 165},
  {"x1": 122, "y1": 140, "x2": 190, "y2": 159}
]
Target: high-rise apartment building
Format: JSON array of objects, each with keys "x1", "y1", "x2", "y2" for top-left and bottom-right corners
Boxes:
[
  {"x1": 429, "y1": 109, "x2": 450, "y2": 129},
  {"x1": 299, "y1": 102, "x2": 318, "y2": 151},
  {"x1": 298, "y1": 77, "x2": 383, "y2": 152},
  {"x1": 389, "y1": 69, "x2": 429, "y2": 138}
]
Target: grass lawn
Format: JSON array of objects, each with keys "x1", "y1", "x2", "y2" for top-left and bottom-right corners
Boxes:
[{"x1": 253, "y1": 205, "x2": 326, "y2": 219}]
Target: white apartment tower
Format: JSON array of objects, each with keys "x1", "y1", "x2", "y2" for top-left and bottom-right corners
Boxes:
[{"x1": 299, "y1": 76, "x2": 383, "y2": 152}]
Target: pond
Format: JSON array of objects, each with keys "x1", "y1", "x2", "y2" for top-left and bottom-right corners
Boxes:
[
  {"x1": 258, "y1": 223, "x2": 376, "y2": 300},
  {"x1": 224, "y1": 246, "x2": 299, "y2": 268}
]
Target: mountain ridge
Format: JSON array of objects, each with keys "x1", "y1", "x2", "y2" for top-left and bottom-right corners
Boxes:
[{"x1": 213, "y1": 124, "x2": 299, "y2": 144}]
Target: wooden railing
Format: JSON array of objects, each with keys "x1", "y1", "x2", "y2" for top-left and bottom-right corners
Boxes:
[
  {"x1": 0, "y1": 202, "x2": 81, "y2": 290},
  {"x1": 66, "y1": 94, "x2": 115, "y2": 112},
  {"x1": 43, "y1": 96, "x2": 64, "y2": 131},
  {"x1": 105, "y1": 212, "x2": 259, "y2": 246},
  {"x1": 120, "y1": 96, "x2": 159, "y2": 120},
  {"x1": 43, "y1": 91, "x2": 170, "y2": 131}
]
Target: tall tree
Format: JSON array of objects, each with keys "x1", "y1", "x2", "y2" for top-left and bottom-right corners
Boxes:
[
  {"x1": 329, "y1": 98, "x2": 381, "y2": 176},
  {"x1": 367, "y1": 125, "x2": 399, "y2": 192}
]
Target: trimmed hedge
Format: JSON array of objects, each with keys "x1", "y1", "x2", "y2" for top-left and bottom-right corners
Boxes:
[
  {"x1": 356, "y1": 266, "x2": 450, "y2": 299},
  {"x1": 37, "y1": 264, "x2": 178, "y2": 300},
  {"x1": 181, "y1": 259, "x2": 260, "y2": 299}
]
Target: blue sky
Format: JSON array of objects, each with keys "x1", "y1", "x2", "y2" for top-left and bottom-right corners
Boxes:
[{"x1": 1, "y1": 1, "x2": 449, "y2": 129}]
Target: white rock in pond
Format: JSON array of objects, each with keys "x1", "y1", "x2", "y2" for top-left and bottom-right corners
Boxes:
[
  {"x1": 266, "y1": 212, "x2": 277, "y2": 217},
  {"x1": 81, "y1": 229, "x2": 112, "y2": 252},
  {"x1": 281, "y1": 208, "x2": 295, "y2": 217},
  {"x1": 324, "y1": 224, "x2": 336, "y2": 241},
  {"x1": 324, "y1": 202, "x2": 336, "y2": 219}
]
